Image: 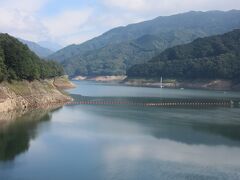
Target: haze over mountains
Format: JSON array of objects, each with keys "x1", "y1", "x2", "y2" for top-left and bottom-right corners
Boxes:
[
  {"x1": 18, "y1": 39, "x2": 63, "y2": 58},
  {"x1": 38, "y1": 41, "x2": 63, "y2": 52},
  {"x1": 19, "y1": 39, "x2": 54, "y2": 58},
  {"x1": 48, "y1": 10, "x2": 240, "y2": 77}
]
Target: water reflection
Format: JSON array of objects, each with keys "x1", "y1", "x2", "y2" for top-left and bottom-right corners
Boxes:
[
  {"x1": 0, "y1": 104, "x2": 240, "y2": 179},
  {"x1": 1, "y1": 79, "x2": 240, "y2": 179},
  {"x1": 72, "y1": 105, "x2": 240, "y2": 146},
  {"x1": 51, "y1": 106, "x2": 240, "y2": 179},
  {"x1": 103, "y1": 138, "x2": 240, "y2": 167},
  {"x1": 0, "y1": 108, "x2": 60, "y2": 161}
]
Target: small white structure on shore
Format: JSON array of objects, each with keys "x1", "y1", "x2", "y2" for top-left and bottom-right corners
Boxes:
[{"x1": 160, "y1": 76, "x2": 163, "y2": 88}]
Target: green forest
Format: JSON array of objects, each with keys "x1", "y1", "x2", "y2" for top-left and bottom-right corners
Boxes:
[
  {"x1": 127, "y1": 29, "x2": 240, "y2": 80},
  {"x1": 0, "y1": 34, "x2": 64, "y2": 82}
]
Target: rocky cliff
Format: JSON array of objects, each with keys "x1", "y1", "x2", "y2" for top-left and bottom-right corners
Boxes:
[{"x1": 0, "y1": 77, "x2": 74, "y2": 112}]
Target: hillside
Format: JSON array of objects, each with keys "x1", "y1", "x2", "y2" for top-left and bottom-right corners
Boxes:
[
  {"x1": 0, "y1": 33, "x2": 75, "y2": 112},
  {"x1": 49, "y1": 10, "x2": 240, "y2": 76},
  {"x1": 127, "y1": 29, "x2": 240, "y2": 81},
  {"x1": 0, "y1": 33, "x2": 64, "y2": 82},
  {"x1": 19, "y1": 39, "x2": 53, "y2": 58}
]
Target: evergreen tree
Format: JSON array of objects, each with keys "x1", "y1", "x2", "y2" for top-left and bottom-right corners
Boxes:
[{"x1": 0, "y1": 33, "x2": 64, "y2": 82}]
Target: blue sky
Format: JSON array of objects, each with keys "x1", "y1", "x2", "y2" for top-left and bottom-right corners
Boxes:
[
  {"x1": 39, "y1": 0, "x2": 98, "y2": 16},
  {"x1": 0, "y1": 0, "x2": 240, "y2": 46}
]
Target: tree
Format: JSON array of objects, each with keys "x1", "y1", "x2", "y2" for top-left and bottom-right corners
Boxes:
[
  {"x1": 0, "y1": 48, "x2": 7, "y2": 82},
  {"x1": 0, "y1": 33, "x2": 64, "y2": 82}
]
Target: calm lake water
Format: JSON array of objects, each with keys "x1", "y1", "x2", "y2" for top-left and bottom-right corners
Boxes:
[{"x1": 1, "y1": 81, "x2": 240, "y2": 180}]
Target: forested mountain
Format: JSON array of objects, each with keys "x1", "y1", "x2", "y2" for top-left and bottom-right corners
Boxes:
[
  {"x1": 19, "y1": 39, "x2": 53, "y2": 58},
  {"x1": 127, "y1": 29, "x2": 240, "y2": 80},
  {"x1": 0, "y1": 34, "x2": 64, "y2": 82},
  {"x1": 49, "y1": 10, "x2": 240, "y2": 76}
]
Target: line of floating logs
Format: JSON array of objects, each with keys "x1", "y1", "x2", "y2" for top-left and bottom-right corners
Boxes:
[{"x1": 66, "y1": 96, "x2": 240, "y2": 108}]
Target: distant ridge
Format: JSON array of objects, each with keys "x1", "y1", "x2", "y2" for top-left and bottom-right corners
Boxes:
[
  {"x1": 19, "y1": 38, "x2": 53, "y2": 58},
  {"x1": 127, "y1": 29, "x2": 240, "y2": 80},
  {"x1": 48, "y1": 10, "x2": 240, "y2": 77}
]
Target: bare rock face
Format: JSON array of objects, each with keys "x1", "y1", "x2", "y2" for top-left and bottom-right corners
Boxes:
[
  {"x1": 0, "y1": 86, "x2": 28, "y2": 112},
  {"x1": 72, "y1": 76, "x2": 87, "y2": 81},
  {"x1": 87, "y1": 76, "x2": 127, "y2": 82},
  {"x1": 72, "y1": 76, "x2": 127, "y2": 82},
  {"x1": 0, "y1": 78, "x2": 74, "y2": 113},
  {"x1": 52, "y1": 76, "x2": 76, "y2": 89}
]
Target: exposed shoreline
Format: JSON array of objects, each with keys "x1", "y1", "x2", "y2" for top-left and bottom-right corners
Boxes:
[
  {"x1": 0, "y1": 76, "x2": 75, "y2": 113},
  {"x1": 72, "y1": 75, "x2": 127, "y2": 82},
  {"x1": 72, "y1": 75, "x2": 240, "y2": 91},
  {"x1": 123, "y1": 78, "x2": 240, "y2": 91}
]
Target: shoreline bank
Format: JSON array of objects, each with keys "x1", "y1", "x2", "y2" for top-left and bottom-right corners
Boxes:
[
  {"x1": 72, "y1": 75, "x2": 126, "y2": 82},
  {"x1": 72, "y1": 75, "x2": 240, "y2": 91},
  {"x1": 0, "y1": 76, "x2": 75, "y2": 113},
  {"x1": 123, "y1": 79, "x2": 240, "y2": 91}
]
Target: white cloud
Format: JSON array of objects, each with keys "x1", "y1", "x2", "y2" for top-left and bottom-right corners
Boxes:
[
  {"x1": 104, "y1": 138, "x2": 240, "y2": 167},
  {"x1": 96, "y1": 12, "x2": 144, "y2": 29},
  {"x1": 46, "y1": 10, "x2": 144, "y2": 45},
  {"x1": 59, "y1": 32, "x2": 98, "y2": 46},
  {"x1": 103, "y1": 0, "x2": 240, "y2": 15},
  {"x1": 0, "y1": 0, "x2": 49, "y2": 41},
  {"x1": 0, "y1": 0, "x2": 48, "y2": 12},
  {"x1": 103, "y1": 0, "x2": 150, "y2": 12},
  {"x1": 43, "y1": 9, "x2": 93, "y2": 43},
  {"x1": 1, "y1": 0, "x2": 240, "y2": 46},
  {"x1": 0, "y1": 10, "x2": 48, "y2": 41},
  {"x1": 0, "y1": 0, "x2": 94, "y2": 45}
]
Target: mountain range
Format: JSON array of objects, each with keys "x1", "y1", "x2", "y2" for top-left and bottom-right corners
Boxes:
[
  {"x1": 127, "y1": 29, "x2": 240, "y2": 80},
  {"x1": 48, "y1": 10, "x2": 240, "y2": 77},
  {"x1": 18, "y1": 39, "x2": 63, "y2": 58}
]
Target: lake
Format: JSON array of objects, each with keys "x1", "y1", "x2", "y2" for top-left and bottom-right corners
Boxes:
[{"x1": 1, "y1": 81, "x2": 240, "y2": 180}]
